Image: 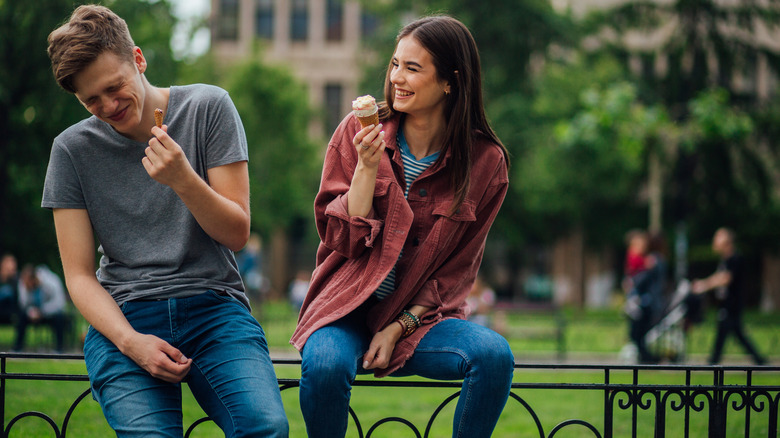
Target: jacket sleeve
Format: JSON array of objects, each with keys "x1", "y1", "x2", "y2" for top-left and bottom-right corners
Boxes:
[
  {"x1": 314, "y1": 116, "x2": 384, "y2": 259},
  {"x1": 410, "y1": 156, "x2": 509, "y2": 315}
]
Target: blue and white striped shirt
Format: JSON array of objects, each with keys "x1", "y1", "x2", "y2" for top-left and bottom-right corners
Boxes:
[{"x1": 373, "y1": 128, "x2": 440, "y2": 300}]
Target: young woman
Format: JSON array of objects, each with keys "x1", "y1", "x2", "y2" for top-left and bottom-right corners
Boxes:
[{"x1": 291, "y1": 15, "x2": 514, "y2": 438}]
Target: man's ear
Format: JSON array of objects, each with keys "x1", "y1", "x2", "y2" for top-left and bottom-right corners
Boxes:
[{"x1": 133, "y1": 47, "x2": 147, "y2": 74}]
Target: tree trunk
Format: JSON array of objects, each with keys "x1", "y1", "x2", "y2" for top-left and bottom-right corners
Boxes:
[
  {"x1": 648, "y1": 150, "x2": 663, "y2": 234},
  {"x1": 761, "y1": 251, "x2": 780, "y2": 313},
  {"x1": 552, "y1": 229, "x2": 584, "y2": 307}
]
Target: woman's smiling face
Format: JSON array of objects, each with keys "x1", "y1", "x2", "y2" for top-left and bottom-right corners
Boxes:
[{"x1": 389, "y1": 36, "x2": 450, "y2": 119}]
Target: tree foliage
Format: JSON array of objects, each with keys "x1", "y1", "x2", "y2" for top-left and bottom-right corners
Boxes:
[
  {"x1": 520, "y1": 75, "x2": 674, "y2": 245},
  {"x1": 583, "y1": 0, "x2": 780, "y2": 253},
  {"x1": 221, "y1": 54, "x2": 321, "y2": 241}
]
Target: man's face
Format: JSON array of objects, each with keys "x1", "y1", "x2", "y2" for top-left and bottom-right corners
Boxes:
[
  {"x1": 712, "y1": 230, "x2": 731, "y2": 255},
  {"x1": 72, "y1": 50, "x2": 147, "y2": 138},
  {"x1": 0, "y1": 256, "x2": 16, "y2": 280}
]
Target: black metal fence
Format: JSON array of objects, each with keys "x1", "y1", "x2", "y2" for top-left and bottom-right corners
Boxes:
[{"x1": 1, "y1": 352, "x2": 778, "y2": 437}]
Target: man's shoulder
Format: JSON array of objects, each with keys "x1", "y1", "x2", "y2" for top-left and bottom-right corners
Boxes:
[
  {"x1": 172, "y1": 83, "x2": 230, "y2": 103},
  {"x1": 54, "y1": 116, "x2": 106, "y2": 145}
]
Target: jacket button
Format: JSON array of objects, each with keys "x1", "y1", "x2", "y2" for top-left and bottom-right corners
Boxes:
[{"x1": 419, "y1": 188, "x2": 427, "y2": 197}]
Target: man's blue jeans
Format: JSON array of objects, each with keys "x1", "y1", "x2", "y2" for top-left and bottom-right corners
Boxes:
[
  {"x1": 299, "y1": 308, "x2": 514, "y2": 438},
  {"x1": 84, "y1": 291, "x2": 289, "y2": 437}
]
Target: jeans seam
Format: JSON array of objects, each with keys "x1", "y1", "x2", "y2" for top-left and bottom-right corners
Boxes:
[
  {"x1": 192, "y1": 360, "x2": 239, "y2": 434},
  {"x1": 410, "y1": 346, "x2": 474, "y2": 437}
]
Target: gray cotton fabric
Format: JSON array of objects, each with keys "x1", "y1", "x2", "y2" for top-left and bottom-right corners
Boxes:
[{"x1": 42, "y1": 84, "x2": 250, "y2": 308}]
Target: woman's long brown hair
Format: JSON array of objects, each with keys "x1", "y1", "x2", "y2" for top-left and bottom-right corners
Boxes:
[{"x1": 378, "y1": 15, "x2": 509, "y2": 215}]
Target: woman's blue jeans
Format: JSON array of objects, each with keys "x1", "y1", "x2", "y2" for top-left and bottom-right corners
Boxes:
[
  {"x1": 84, "y1": 291, "x2": 289, "y2": 437},
  {"x1": 299, "y1": 308, "x2": 514, "y2": 438}
]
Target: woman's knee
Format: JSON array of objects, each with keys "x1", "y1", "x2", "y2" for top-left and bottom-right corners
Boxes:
[
  {"x1": 301, "y1": 344, "x2": 358, "y2": 390},
  {"x1": 469, "y1": 329, "x2": 514, "y2": 379}
]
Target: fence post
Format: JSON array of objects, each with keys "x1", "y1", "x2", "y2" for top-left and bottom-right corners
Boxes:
[
  {"x1": 603, "y1": 368, "x2": 612, "y2": 438},
  {"x1": 1, "y1": 355, "x2": 5, "y2": 435},
  {"x1": 710, "y1": 367, "x2": 726, "y2": 438}
]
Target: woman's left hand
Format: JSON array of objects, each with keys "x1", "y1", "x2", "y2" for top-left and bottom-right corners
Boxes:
[{"x1": 362, "y1": 321, "x2": 404, "y2": 370}]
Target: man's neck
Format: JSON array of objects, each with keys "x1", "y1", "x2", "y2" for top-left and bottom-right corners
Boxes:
[{"x1": 124, "y1": 85, "x2": 169, "y2": 143}]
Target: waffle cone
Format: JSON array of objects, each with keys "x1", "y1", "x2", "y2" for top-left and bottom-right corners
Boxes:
[
  {"x1": 357, "y1": 112, "x2": 379, "y2": 128},
  {"x1": 154, "y1": 108, "x2": 164, "y2": 128}
]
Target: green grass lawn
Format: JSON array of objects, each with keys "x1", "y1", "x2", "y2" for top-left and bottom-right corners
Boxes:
[{"x1": 2, "y1": 299, "x2": 778, "y2": 437}]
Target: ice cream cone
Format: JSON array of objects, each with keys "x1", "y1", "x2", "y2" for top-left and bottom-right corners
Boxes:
[
  {"x1": 357, "y1": 111, "x2": 379, "y2": 128},
  {"x1": 154, "y1": 108, "x2": 164, "y2": 128},
  {"x1": 352, "y1": 95, "x2": 379, "y2": 128}
]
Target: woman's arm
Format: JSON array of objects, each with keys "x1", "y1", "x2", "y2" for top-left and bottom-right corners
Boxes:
[
  {"x1": 363, "y1": 304, "x2": 430, "y2": 370},
  {"x1": 347, "y1": 124, "x2": 386, "y2": 217},
  {"x1": 314, "y1": 119, "x2": 389, "y2": 258},
  {"x1": 53, "y1": 208, "x2": 192, "y2": 382}
]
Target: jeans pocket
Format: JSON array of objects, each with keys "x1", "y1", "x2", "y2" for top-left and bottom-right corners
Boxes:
[{"x1": 206, "y1": 289, "x2": 236, "y2": 304}]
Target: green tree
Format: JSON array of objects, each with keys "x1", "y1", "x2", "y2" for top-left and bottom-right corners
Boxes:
[
  {"x1": 0, "y1": 0, "x2": 179, "y2": 268},
  {"x1": 521, "y1": 79, "x2": 675, "y2": 245},
  {"x1": 583, "y1": 0, "x2": 780, "y2": 247}
]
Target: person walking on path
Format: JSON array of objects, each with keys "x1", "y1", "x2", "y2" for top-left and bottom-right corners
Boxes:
[
  {"x1": 291, "y1": 15, "x2": 514, "y2": 438},
  {"x1": 692, "y1": 228, "x2": 767, "y2": 365},
  {"x1": 43, "y1": 5, "x2": 288, "y2": 436}
]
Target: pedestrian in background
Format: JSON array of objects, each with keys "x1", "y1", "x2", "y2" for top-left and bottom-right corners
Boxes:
[
  {"x1": 692, "y1": 228, "x2": 767, "y2": 365},
  {"x1": 0, "y1": 254, "x2": 19, "y2": 324}
]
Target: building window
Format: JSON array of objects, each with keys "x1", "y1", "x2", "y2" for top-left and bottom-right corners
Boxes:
[
  {"x1": 217, "y1": 0, "x2": 239, "y2": 41},
  {"x1": 325, "y1": 83, "x2": 343, "y2": 134},
  {"x1": 255, "y1": 0, "x2": 273, "y2": 39},
  {"x1": 326, "y1": 0, "x2": 343, "y2": 42},
  {"x1": 291, "y1": 0, "x2": 308, "y2": 42},
  {"x1": 361, "y1": 12, "x2": 379, "y2": 39}
]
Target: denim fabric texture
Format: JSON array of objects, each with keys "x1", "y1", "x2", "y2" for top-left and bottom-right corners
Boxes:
[
  {"x1": 300, "y1": 308, "x2": 514, "y2": 438},
  {"x1": 84, "y1": 291, "x2": 288, "y2": 437}
]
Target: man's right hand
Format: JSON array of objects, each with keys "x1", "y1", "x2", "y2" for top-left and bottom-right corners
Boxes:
[{"x1": 121, "y1": 333, "x2": 192, "y2": 383}]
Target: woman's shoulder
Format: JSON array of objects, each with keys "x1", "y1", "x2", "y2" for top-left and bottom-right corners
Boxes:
[{"x1": 471, "y1": 132, "x2": 508, "y2": 180}]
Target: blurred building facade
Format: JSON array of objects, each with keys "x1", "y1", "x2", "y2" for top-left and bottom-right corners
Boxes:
[
  {"x1": 552, "y1": 0, "x2": 779, "y2": 103},
  {"x1": 210, "y1": 0, "x2": 378, "y2": 138}
]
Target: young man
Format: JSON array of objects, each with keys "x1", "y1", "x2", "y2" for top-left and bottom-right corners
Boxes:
[
  {"x1": 44, "y1": 5, "x2": 288, "y2": 436},
  {"x1": 692, "y1": 228, "x2": 767, "y2": 365}
]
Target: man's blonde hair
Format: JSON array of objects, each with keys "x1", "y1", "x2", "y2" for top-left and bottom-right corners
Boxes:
[{"x1": 47, "y1": 5, "x2": 135, "y2": 93}]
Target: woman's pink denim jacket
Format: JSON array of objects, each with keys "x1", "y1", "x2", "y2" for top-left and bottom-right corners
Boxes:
[{"x1": 290, "y1": 113, "x2": 508, "y2": 377}]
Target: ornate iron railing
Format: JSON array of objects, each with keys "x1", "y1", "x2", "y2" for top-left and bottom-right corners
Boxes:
[{"x1": 1, "y1": 352, "x2": 778, "y2": 437}]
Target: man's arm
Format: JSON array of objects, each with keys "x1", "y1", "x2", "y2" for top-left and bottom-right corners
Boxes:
[
  {"x1": 692, "y1": 271, "x2": 732, "y2": 294},
  {"x1": 53, "y1": 208, "x2": 192, "y2": 382},
  {"x1": 144, "y1": 125, "x2": 250, "y2": 251}
]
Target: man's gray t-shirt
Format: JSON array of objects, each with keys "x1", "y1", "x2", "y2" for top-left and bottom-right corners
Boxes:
[{"x1": 42, "y1": 84, "x2": 250, "y2": 308}]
